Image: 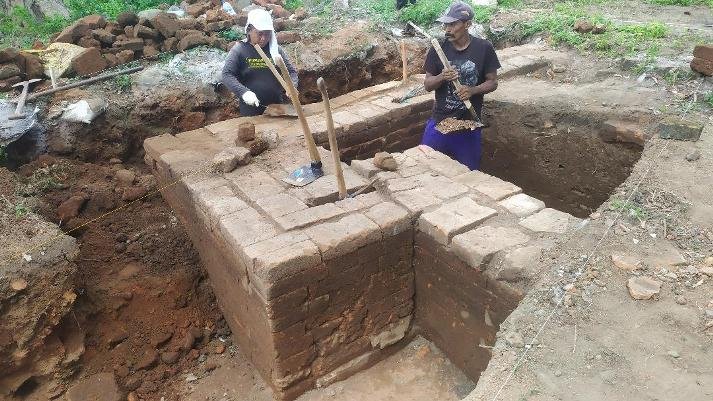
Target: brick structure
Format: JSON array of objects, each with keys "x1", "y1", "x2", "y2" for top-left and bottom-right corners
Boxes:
[{"x1": 144, "y1": 79, "x2": 583, "y2": 400}]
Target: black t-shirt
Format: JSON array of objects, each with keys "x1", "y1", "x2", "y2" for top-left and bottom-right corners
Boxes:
[
  {"x1": 424, "y1": 35, "x2": 501, "y2": 122},
  {"x1": 221, "y1": 41, "x2": 297, "y2": 116}
]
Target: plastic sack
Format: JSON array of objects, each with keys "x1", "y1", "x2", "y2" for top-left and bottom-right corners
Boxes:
[
  {"x1": 167, "y1": 5, "x2": 186, "y2": 17},
  {"x1": 61, "y1": 98, "x2": 107, "y2": 124}
]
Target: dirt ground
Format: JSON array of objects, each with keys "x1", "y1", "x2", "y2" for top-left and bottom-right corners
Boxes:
[{"x1": 1, "y1": 1, "x2": 713, "y2": 400}]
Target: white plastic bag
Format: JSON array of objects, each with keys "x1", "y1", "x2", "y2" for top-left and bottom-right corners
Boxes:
[{"x1": 61, "y1": 99, "x2": 107, "y2": 124}]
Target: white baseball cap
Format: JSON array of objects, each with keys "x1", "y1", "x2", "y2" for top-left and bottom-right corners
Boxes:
[{"x1": 246, "y1": 8, "x2": 274, "y2": 31}]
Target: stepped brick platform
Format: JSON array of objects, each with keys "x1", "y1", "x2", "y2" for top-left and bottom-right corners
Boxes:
[{"x1": 144, "y1": 79, "x2": 582, "y2": 400}]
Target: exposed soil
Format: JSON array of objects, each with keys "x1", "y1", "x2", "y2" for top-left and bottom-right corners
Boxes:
[{"x1": 2, "y1": 1, "x2": 712, "y2": 400}]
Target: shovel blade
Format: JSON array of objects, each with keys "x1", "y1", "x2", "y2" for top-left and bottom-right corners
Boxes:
[{"x1": 282, "y1": 163, "x2": 324, "y2": 187}]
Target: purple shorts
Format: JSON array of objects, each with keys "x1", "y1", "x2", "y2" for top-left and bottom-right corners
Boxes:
[{"x1": 421, "y1": 119, "x2": 482, "y2": 170}]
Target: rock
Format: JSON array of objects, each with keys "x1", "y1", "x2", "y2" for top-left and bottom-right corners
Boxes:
[
  {"x1": 574, "y1": 19, "x2": 594, "y2": 33},
  {"x1": 611, "y1": 254, "x2": 640, "y2": 271},
  {"x1": 152, "y1": 12, "x2": 180, "y2": 38},
  {"x1": 178, "y1": 33, "x2": 210, "y2": 52},
  {"x1": 0, "y1": 63, "x2": 21, "y2": 80},
  {"x1": 627, "y1": 277, "x2": 661, "y2": 300},
  {"x1": 246, "y1": 137, "x2": 269, "y2": 156},
  {"x1": 675, "y1": 295, "x2": 687, "y2": 305},
  {"x1": 92, "y1": 28, "x2": 117, "y2": 45},
  {"x1": 127, "y1": 392, "x2": 139, "y2": 401},
  {"x1": 704, "y1": 256, "x2": 713, "y2": 266},
  {"x1": 237, "y1": 122, "x2": 256, "y2": 141},
  {"x1": 691, "y1": 57, "x2": 713, "y2": 76},
  {"x1": 0, "y1": 47, "x2": 19, "y2": 63},
  {"x1": 186, "y1": 2, "x2": 211, "y2": 17},
  {"x1": 107, "y1": 328, "x2": 128, "y2": 345},
  {"x1": 294, "y1": 7, "x2": 308, "y2": 20},
  {"x1": 54, "y1": 19, "x2": 92, "y2": 43},
  {"x1": 504, "y1": 331, "x2": 525, "y2": 348},
  {"x1": 150, "y1": 330, "x2": 173, "y2": 347},
  {"x1": 82, "y1": 14, "x2": 106, "y2": 29},
  {"x1": 694, "y1": 44, "x2": 713, "y2": 61},
  {"x1": 115, "y1": 169, "x2": 136, "y2": 185},
  {"x1": 667, "y1": 350, "x2": 680, "y2": 358},
  {"x1": 122, "y1": 186, "x2": 148, "y2": 202},
  {"x1": 116, "y1": 49, "x2": 135, "y2": 64},
  {"x1": 373, "y1": 152, "x2": 398, "y2": 171},
  {"x1": 117, "y1": 11, "x2": 139, "y2": 28},
  {"x1": 600, "y1": 120, "x2": 645, "y2": 147},
  {"x1": 659, "y1": 118, "x2": 704, "y2": 141},
  {"x1": 163, "y1": 37, "x2": 178, "y2": 52},
  {"x1": 92, "y1": 29, "x2": 116, "y2": 46},
  {"x1": 58, "y1": 195, "x2": 88, "y2": 222},
  {"x1": 65, "y1": 372, "x2": 121, "y2": 401},
  {"x1": 212, "y1": 147, "x2": 251, "y2": 173},
  {"x1": 104, "y1": 53, "x2": 118, "y2": 68},
  {"x1": 161, "y1": 351, "x2": 180, "y2": 364},
  {"x1": 143, "y1": 45, "x2": 160, "y2": 59},
  {"x1": 685, "y1": 150, "x2": 701, "y2": 161},
  {"x1": 134, "y1": 25, "x2": 160, "y2": 40},
  {"x1": 115, "y1": 38, "x2": 145, "y2": 52},
  {"x1": 591, "y1": 24, "x2": 606, "y2": 34},
  {"x1": 215, "y1": 343, "x2": 225, "y2": 354},
  {"x1": 276, "y1": 31, "x2": 301, "y2": 44},
  {"x1": 16, "y1": 52, "x2": 44, "y2": 79},
  {"x1": 10, "y1": 278, "x2": 28, "y2": 291},
  {"x1": 71, "y1": 47, "x2": 107, "y2": 76},
  {"x1": 135, "y1": 348, "x2": 159, "y2": 370},
  {"x1": 77, "y1": 36, "x2": 101, "y2": 48},
  {"x1": 700, "y1": 265, "x2": 713, "y2": 276},
  {"x1": 175, "y1": 28, "x2": 203, "y2": 41},
  {"x1": 0, "y1": 76, "x2": 22, "y2": 91}
]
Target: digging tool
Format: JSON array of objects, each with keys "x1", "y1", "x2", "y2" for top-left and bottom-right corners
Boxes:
[
  {"x1": 274, "y1": 55, "x2": 324, "y2": 186},
  {"x1": 8, "y1": 78, "x2": 41, "y2": 120},
  {"x1": 252, "y1": 44, "x2": 290, "y2": 95},
  {"x1": 263, "y1": 103, "x2": 298, "y2": 117},
  {"x1": 26, "y1": 66, "x2": 143, "y2": 102},
  {"x1": 400, "y1": 40, "x2": 408, "y2": 84},
  {"x1": 316, "y1": 77, "x2": 347, "y2": 200},
  {"x1": 430, "y1": 37, "x2": 483, "y2": 128}
]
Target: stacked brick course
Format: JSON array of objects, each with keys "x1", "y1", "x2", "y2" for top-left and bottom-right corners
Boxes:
[{"x1": 144, "y1": 79, "x2": 583, "y2": 400}]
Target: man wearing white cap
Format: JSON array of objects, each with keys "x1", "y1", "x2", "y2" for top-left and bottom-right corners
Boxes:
[{"x1": 222, "y1": 8, "x2": 298, "y2": 116}]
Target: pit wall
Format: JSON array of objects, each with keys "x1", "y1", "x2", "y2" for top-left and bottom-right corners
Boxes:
[{"x1": 144, "y1": 80, "x2": 585, "y2": 400}]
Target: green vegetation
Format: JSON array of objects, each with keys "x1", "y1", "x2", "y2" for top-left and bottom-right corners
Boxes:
[
  {"x1": 0, "y1": 146, "x2": 7, "y2": 165},
  {"x1": 520, "y1": 2, "x2": 667, "y2": 58},
  {"x1": 114, "y1": 74, "x2": 132, "y2": 92},
  {"x1": 285, "y1": 0, "x2": 305, "y2": 10},
  {"x1": 610, "y1": 199, "x2": 647, "y2": 221},
  {"x1": 16, "y1": 163, "x2": 68, "y2": 197},
  {"x1": 0, "y1": 6, "x2": 68, "y2": 48},
  {"x1": 705, "y1": 92, "x2": 713, "y2": 109},
  {"x1": 218, "y1": 29, "x2": 244, "y2": 42},
  {"x1": 647, "y1": 0, "x2": 713, "y2": 7},
  {"x1": 14, "y1": 202, "x2": 30, "y2": 218},
  {"x1": 64, "y1": 0, "x2": 172, "y2": 20}
]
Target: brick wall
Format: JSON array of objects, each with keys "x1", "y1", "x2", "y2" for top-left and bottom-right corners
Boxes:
[{"x1": 413, "y1": 232, "x2": 521, "y2": 380}]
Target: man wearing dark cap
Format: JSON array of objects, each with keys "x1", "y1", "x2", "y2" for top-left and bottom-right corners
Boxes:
[{"x1": 421, "y1": 1, "x2": 500, "y2": 170}]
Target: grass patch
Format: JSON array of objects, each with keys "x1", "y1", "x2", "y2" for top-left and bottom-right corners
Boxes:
[
  {"x1": 520, "y1": 2, "x2": 667, "y2": 58},
  {"x1": 64, "y1": 0, "x2": 172, "y2": 20},
  {"x1": 705, "y1": 92, "x2": 713, "y2": 109},
  {"x1": 16, "y1": 163, "x2": 69, "y2": 197},
  {"x1": 114, "y1": 74, "x2": 132, "y2": 92},
  {"x1": 14, "y1": 202, "x2": 31, "y2": 218},
  {"x1": 285, "y1": 0, "x2": 305, "y2": 10},
  {"x1": 647, "y1": 0, "x2": 713, "y2": 7},
  {"x1": 0, "y1": 6, "x2": 68, "y2": 48},
  {"x1": 610, "y1": 199, "x2": 647, "y2": 222},
  {"x1": 218, "y1": 29, "x2": 244, "y2": 42}
]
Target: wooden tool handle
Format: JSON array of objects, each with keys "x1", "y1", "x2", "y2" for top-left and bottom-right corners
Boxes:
[
  {"x1": 274, "y1": 55, "x2": 321, "y2": 164},
  {"x1": 430, "y1": 38, "x2": 476, "y2": 113},
  {"x1": 252, "y1": 44, "x2": 290, "y2": 95},
  {"x1": 400, "y1": 40, "x2": 408, "y2": 83},
  {"x1": 316, "y1": 77, "x2": 347, "y2": 200}
]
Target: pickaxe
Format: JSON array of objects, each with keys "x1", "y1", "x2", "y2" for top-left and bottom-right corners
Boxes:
[{"x1": 8, "y1": 78, "x2": 41, "y2": 120}]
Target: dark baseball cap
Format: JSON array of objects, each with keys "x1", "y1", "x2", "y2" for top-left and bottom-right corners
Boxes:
[{"x1": 436, "y1": 1, "x2": 475, "y2": 23}]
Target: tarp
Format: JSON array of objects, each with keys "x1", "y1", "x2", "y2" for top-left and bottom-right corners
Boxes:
[{"x1": 25, "y1": 42, "x2": 86, "y2": 79}]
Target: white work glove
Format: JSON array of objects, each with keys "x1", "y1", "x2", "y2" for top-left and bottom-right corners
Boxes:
[{"x1": 242, "y1": 91, "x2": 260, "y2": 107}]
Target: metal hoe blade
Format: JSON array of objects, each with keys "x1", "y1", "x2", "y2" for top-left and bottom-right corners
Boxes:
[{"x1": 282, "y1": 162, "x2": 324, "y2": 187}]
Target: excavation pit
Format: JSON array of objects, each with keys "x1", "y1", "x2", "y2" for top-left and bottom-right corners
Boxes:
[{"x1": 143, "y1": 77, "x2": 646, "y2": 400}]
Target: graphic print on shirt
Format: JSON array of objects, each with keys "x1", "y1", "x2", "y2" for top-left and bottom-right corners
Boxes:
[
  {"x1": 444, "y1": 59, "x2": 478, "y2": 114},
  {"x1": 247, "y1": 58, "x2": 268, "y2": 69}
]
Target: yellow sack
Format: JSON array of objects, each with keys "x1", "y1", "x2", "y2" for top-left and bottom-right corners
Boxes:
[{"x1": 25, "y1": 42, "x2": 86, "y2": 79}]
